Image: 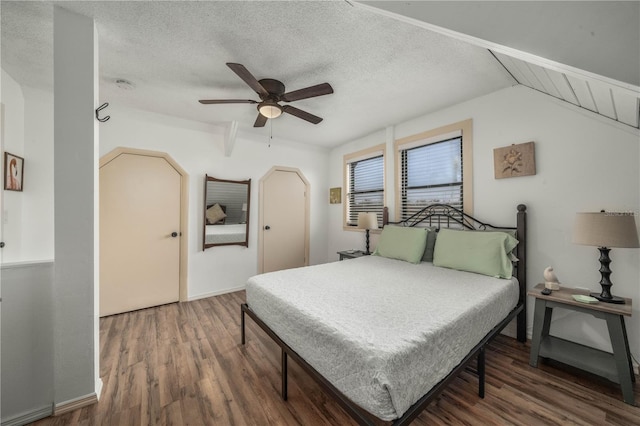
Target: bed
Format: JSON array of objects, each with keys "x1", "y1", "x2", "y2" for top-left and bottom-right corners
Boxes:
[
  {"x1": 204, "y1": 223, "x2": 247, "y2": 245},
  {"x1": 241, "y1": 204, "x2": 527, "y2": 425}
]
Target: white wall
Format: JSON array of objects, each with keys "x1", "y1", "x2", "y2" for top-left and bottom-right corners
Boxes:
[
  {"x1": 328, "y1": 84, "x2": 640, "y2": 360},
  {"x1": 1, "y1": 69, "x2": 25, "y2": 262},
  {"x1": 22, "y1": 87, "x2": 54, "y2": 262},
  {"x1": 100, "y1": 105, "x2": 330, "y2": 299},
  {"x1": 0, "y1": 73, "x2": 55, "y2": 264}
]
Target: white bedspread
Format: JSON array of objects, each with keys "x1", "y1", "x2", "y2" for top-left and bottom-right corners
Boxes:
[
  {"x1": 245, "y1": 255, "x2": 519, "y2": 421},
  {"x1": 205, "y1": 224, "x2": 246, "y2": 244}
]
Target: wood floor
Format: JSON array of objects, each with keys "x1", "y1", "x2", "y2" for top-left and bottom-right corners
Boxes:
[{"x1": 31, "y1": 291, "x2": 639, "y2": 425}]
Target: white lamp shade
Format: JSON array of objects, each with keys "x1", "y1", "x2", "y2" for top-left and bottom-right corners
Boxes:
[
  {"x1": 357, "y1": 212, "x2": 379, "y2": 230},
  {"x1": 573, "y1": 212, "x2": 640, "y2": 248},
  {"x1": 258, "y1": 103, "x2": 282, "y2": 119},
  {"x1": 242, "y1": 203, "x2": 247, "y2": 212}
]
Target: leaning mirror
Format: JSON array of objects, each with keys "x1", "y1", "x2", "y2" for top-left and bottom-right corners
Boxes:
[{"x1": 203, "y1": 175, "x2": 251, "y2": 249}]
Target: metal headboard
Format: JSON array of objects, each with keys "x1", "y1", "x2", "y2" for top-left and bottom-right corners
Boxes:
[{"x1": 384, "y1": 203, "x2": 514, "y2": 231}]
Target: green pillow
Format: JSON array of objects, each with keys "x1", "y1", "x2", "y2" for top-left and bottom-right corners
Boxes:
[
  {"x1": 373, "y1": 225, "x2": 428, "y2": 264},
  {"x1": 490, "y1": 228, "x2": 519, "y2": 262},
  {"x1": 433, "y1": 228, "x2": 519, "y2": 278}
]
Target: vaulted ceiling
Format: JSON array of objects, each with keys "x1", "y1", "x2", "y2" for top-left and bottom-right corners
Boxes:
[
  {"x1": 362, "y1": 1, "x2": 640, "y2": 130},
  {"x1": 2, "y1": 1, "x2": 638, "y2": 148}
]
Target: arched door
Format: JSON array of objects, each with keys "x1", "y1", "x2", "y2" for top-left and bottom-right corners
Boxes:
[
  {"x1": 99, "y1": 148, "x2": 188, "y2": 316},
  {"x1": 259, "y1": 167, "x2": 309, "y2": 273}
]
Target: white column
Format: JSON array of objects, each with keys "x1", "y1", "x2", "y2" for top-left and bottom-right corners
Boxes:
[
  {"x1": 385, "y1": 125, "x2": 395, "y2": 221},
  {"x1": 53, "y1": 6, "x2": 101, "y2": 408}
]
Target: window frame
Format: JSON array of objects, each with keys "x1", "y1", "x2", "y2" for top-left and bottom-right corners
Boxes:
[
  {"x1": 394, "y1": 119, "x2": 473, "y2": 220},
  {"x1": 343, "y1": 144, "x2": 386, "y2": 230}
]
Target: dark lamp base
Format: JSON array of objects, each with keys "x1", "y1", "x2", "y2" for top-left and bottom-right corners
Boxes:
[
  {"x1": 591, "y1": 246, "x2": 626, "y2": 304},
  {"x1": 590, "y1": 292, "x2": 626, "y2": 304},
  {"x1": 365, "y1": 229, "x2": 371, "y2": 255}
]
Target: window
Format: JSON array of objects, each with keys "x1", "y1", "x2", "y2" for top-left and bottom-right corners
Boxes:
[
  {"x1": 400, "y1": 137, "x2": 462, "y2": 219},
  {"x1": 344, "y1": 145, "x2": 385, "y2": 227},
  {"x1": 395, "y1": 119, "x2": 473, "y2": 221}
]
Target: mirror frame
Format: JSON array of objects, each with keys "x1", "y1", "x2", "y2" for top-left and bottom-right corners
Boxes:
[{"x1": 203, "y1": 175, "x2": 251, "y2": 250}]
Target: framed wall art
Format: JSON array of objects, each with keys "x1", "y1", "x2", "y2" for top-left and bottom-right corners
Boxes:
[
  {"x1": 4, "y1": 152, "x2": 24, "y2": 191},
  {"x1": 329, "y1": 187, "x2": 342, "y2": 204},
  {"x1": 493, "y1": 141, "x2": 536, "y2": 179}
]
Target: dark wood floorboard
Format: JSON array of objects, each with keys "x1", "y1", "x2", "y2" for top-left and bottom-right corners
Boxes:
[{"x1": 30, "y1": 291, "x2": 640, "y2": 425}]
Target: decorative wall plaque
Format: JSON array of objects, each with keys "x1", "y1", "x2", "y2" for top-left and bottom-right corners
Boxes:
[
  {"x1": 493, "y1": 141, "x2": 536, "y2": 179},
  {"x1": 329, "y1": 187, "x2": 342, "y2": 204}
]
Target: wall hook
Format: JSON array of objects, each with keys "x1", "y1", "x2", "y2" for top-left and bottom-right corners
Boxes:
[{"x1": 96, "y1": 102, "x2": 110, "y2": 122}]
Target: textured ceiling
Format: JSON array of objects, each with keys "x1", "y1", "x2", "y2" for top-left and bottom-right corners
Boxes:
[
  {"x1": 359, "y1": 1, "x2": 640, "y2": 131},
  {"x1": 363, "y1": 1, "x2": 640, "y2": 87},
  {"x1": 1, "y1": 1, "x2": 515, "y2": 147},
  {"x1": 1, "y1": 1, "x2": 637, "y2": 147}
]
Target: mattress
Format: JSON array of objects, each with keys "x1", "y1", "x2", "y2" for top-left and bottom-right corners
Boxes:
[
  {"x1": 245, "y1": 255, "x2": 519, "y2": 421},
  {"x1": 205, "y1": 224, "x2": 246, "y2": 244}
]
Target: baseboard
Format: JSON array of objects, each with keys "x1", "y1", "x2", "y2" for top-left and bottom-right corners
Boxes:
[
  {"x1": 1, "y1": 404, "x2": 52, "y2": 426},
  {"x1": 95, "y1": 377, "x2": 104, "y2": 401},
  {"x1": 188, "y1": 284, "x2": 246, "y2": 301},
  {"x1": 53, "y1": 392, "x2": 98, "y2": 416},
  {"x1": 1, "y1": 259, "x2": 54, "y2": 270}
]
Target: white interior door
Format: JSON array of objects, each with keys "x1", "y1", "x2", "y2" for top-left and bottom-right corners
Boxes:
[
  {"x1": 100, "y1": 152, "x2": 181, "y2": 316},
  {"x1": 261, "y1": 169, "x2": 308, "y2": 273}
]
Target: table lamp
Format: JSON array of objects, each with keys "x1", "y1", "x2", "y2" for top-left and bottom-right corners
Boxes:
[
  {"x1": 357, "y1": 212, "x2": 379, "y2": 255},
  {"x1": 573, "y1": 211, "x2": 639, "y2": 304}
]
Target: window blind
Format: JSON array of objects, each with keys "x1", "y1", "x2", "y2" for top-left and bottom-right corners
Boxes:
[
  {"x1": 347, "y1": 154, "x2": 384, "y2": 226},
  {"x1": 400, "y1": 137, "x2": 462, "y2": 221}
]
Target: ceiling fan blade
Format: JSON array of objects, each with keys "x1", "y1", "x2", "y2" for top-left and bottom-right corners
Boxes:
[
  {"x1": 226, "y1": 63, "x2": 269, "y2": 97},
  {"x1": 281, "y1": 83, "x2": 334, "y2": 102},
  {"x1": 254, "y1": 113, "x2": 268, "y2": 127},
  {"x1": 199, "y1": 99, "x2": 258, "y2": 104},
  {"x1": 282, "y1": 105, "x2": 323, "y2": 124}
]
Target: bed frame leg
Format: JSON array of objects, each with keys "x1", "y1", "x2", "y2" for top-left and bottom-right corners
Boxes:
[
  {"x1": 478, "y1": 347, "x2": 485, "y2": 398},
  {"x1": 241, "y1": 304, "x2": 246, "y2": 345},
  {"x1": 281, "y1": 348, "x2": 288, "y2": 401},
  {"x1": 517, "y1": 309, "x2": 527, "y2": 343}
]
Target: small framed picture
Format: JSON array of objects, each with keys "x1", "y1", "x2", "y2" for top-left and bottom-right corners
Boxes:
[
  {"x1": 493, "y1": 142, "x2": 536, "y2": 179},
  {"x1": 329, "y1": 187, "x2": 342, "y2": 204},
  {"x1": 4, "y1": 152, "x2": 24, "y2": 192}
]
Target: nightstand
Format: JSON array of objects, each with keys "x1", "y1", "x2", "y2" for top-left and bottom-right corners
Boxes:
[
  {"x1": 528, "y1": 283, "x2": 635, "y2": 405},
  {"x1": 337, "y1": 250, "x2": 367, "y2": 261}
]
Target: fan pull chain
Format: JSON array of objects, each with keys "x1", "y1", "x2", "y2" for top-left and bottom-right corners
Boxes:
[{"x1": 269, "y1": 119, "x2": 273, "y2": 148}]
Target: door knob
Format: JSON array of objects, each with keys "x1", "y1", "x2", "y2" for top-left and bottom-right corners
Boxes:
[
  {"x1": 0, "y1": 242, "x2": 4, "y2": 248},
  {"x1": 264, "y1": 225, "x2": 271, "y2": 230},
  {"x1": 171, "y1": 232, "x2": 178, "y2": 238}
]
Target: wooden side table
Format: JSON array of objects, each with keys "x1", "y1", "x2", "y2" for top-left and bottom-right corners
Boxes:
[
  {"x1": 528, "y1": 283, "x2": 636, "y2": 405},
  {"x1": 337, "y1": 250, "x2": 367, "y2": 260}
]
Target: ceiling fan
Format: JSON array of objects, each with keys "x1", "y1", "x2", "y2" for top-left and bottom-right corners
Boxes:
[{"x1": 199, "y1": 63, "x2": 334, "y2": 127}]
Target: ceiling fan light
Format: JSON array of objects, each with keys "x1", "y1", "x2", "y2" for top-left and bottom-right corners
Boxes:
[{"x1": 258, "y1": 102, "x2": 282, "y2": 119}]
